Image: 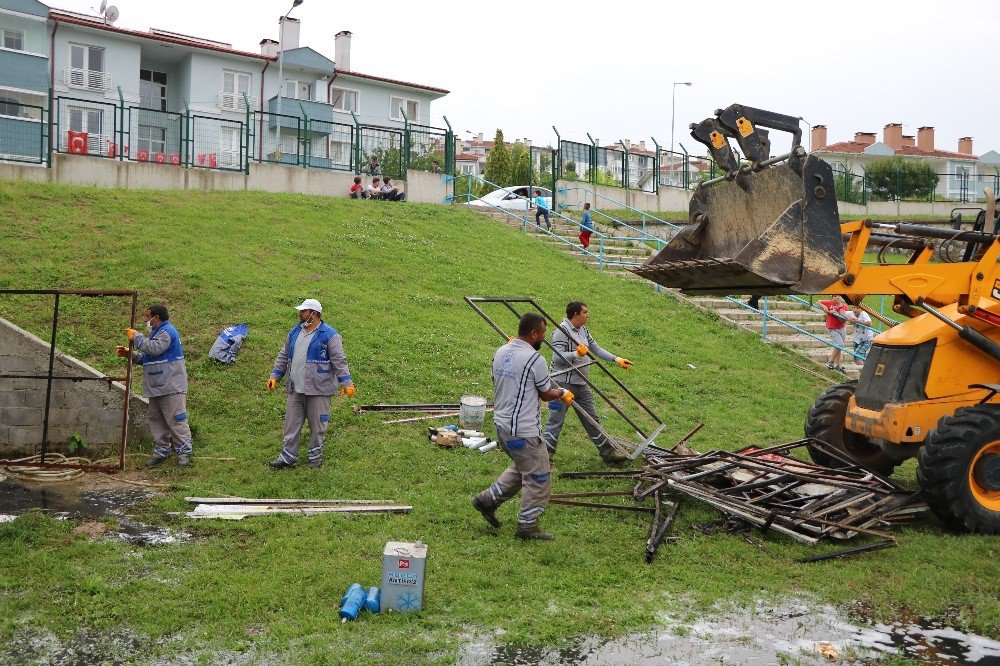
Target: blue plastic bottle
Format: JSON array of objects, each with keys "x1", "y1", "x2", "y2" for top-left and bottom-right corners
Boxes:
[
  {"x1": 364, "y1": 586, "x2": 381, "y2": 613},
  {"x1": 340, "y1": 582, "x2": 363, "y2": 607},
  {"x1": 339, "y1": 584, "x2": 366, "y2": 621}
]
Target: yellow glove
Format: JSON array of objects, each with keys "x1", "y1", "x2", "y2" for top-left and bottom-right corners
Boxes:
[
  {"x1": 559, "y1": 388, "x2": 574, "y2": 405},
  {"x1": 575, "y1": 344, "x2": 589, "y2": 357},
  {"x1": 115, "y1": 345, "x2": 130, "y2": 358},
  {"x1": 616, "y1": 357, "x2": 634, "y2": 370},
  {"x1": 508, "y1": 336, "x2": 516, "y2": 344},
  {"x1": 124, "y1": 328, "x2": 138, "y2": 341},
  {"x1": 266, "y1": 377, "x2": 277, "y2": 391},
  {"x1": 340, "y1": 386, "x2": 356, "y2": 399}
]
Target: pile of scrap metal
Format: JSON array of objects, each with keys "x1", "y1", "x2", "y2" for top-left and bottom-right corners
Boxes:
[
  {"x1": 355, "y1": 403, "x2": 494, "y2": 425},
  {"x1": 183, "y1": 497, "x2": 412, "y2": 520},
  {"x1": 559, "y1": 436, "x2": 926, "y2": 563}
]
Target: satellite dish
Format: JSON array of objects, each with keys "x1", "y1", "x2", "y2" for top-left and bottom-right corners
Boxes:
[
  {"x1": 99, "y1": 0, "x2": 107, "y2": 13},
  {"x1": 104, "y1": 5, "x2": 119, "y2": 23}
]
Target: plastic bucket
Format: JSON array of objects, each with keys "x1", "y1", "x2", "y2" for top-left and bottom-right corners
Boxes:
[{"x1": 459, "y1": 395, "x2": 488, "y2": 429}]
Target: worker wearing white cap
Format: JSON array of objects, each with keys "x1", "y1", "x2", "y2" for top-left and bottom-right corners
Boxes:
[{"x1": 267, "y1": 298, "x2": 356, "y2": 469}]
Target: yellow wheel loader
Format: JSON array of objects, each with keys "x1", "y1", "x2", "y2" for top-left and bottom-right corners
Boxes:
[{"x1": 634, "y1": 104, "x2": 1000, "y2": 533}]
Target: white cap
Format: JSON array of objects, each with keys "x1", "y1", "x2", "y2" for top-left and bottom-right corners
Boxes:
[{"x1": 295, "y1": 298, "x2": 322, "y2": 313}]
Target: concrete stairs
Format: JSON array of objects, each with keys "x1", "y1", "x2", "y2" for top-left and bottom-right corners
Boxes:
[{"x1": 469, "y1": 205, "x2": 858, "y2": 378}]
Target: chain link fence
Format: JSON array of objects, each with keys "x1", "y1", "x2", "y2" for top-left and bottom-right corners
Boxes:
[
  {"x1": 190, "y1": 115, "x2": 244, "y2": 171},
  {"x1": 125, "y1": 106, "x2": 183, "y2": 165},
  {"x1": 54, "y1": 96, "x2": 118, "y2": 158},
  {"x1": 358, "y1": 126, "x2": 404, "y2": 180}
]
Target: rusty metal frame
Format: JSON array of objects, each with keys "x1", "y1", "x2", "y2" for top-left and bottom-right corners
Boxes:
[
  {"x1": 464, "y1": 296, "x2": 666, "y2": 456},
  {"x1": 0, "y1": 289, "x2": 138, "y2": 471}
]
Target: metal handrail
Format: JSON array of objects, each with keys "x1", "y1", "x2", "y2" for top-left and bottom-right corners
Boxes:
[
  {"x1": 559, "y1": 184, "x2": 681, "y2": 230},
  {"x1": 786, "y1": 294, "x2": 897, "y2": 334},
  {"x1": 724, "y1": 296, "x2": 863, "y2": 360}
]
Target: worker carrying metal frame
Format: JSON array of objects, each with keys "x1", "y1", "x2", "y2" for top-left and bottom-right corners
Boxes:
[
  {"x1": 116, "y1": 304, "x2": 193, "y2": 468},
  {"x1": 472, "y1": 312, "x2": 574, "y2": 540},
  {"x1": 266, "y1": 298, "x2": 356, "y2": 470},
  {"x1": 543, "y1": 301, "x2": 634, "y2": 464}
]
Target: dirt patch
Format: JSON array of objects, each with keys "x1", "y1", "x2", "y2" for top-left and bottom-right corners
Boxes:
[{"x1": 71, "y1": 520, "x2": 108, "y2": 539}]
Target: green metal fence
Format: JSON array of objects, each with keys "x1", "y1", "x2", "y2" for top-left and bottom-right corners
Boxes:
[
  {"x1": 250, "y1": 110, "x2": 303, "y2": 166},
  {"x1": 54, "y1": 96, "x2": 118, "y2": 158},
  {"x1": 830, "y1": 166, "x2": 1000, "y2": 205},
  {"x1": 190, "y1": 114, "x2": 245, "y2": 172},
  {"x1": 357, "y1": 125, "x2": 404, "y2": 180},
  {"x1": 125, "y1": 106, "x2": 183, "y2": 165},
  {"x1": 0, "y1": 101, "x2": 47, "y2": 164},
  {"x1": 406, "y1": 123, "x2": 448, "y2": 174}
]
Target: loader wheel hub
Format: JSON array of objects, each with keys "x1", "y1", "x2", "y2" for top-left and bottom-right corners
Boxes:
[{"x1": 970, "y1": 442, "x2": 1000, "y2": 508}]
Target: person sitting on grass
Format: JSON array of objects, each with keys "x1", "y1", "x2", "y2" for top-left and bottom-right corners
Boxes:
[
  {"x1": 349, "y1": 176, "x2": 367, "y2": 199},
  {"x1": 379, "y1": 176, "x2": 407, "y2": 202},
  {"x1": 367, "y1": 177, "x2": 383, "y2": 199}
]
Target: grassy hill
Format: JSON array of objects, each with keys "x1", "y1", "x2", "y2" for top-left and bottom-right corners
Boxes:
[{"x1": 0, "y1": 180, "x2": 996, "y2": 662}]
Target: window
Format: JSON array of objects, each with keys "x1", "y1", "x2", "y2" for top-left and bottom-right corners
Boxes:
[
  {"x1": 460, "y1": 163, "x2": 476, "y2": 175},
  {"x1": 329, "y1": 87, "x2": 358, "y2": 113},
  {"x1": 140, "y1": 69, "x2": 168, "y2": 111},
  {"x1": 284, "y1": 80, "x2": 312, "y2": 100},
  {"x1": 68, "y1": 44, "x2": 105, "y2": 89},
  {"x1": 2, "y1": 30, "x2": 24, "y2": 51},
  {"x1": 330, "y1": 141, "x2": 351, "y2": 165},
  {"x1": 224, "y1": 71, "x2": 251, "y2": 96},
  {"x1": 0, "y1": 95, "x2": 23, "y2": 118},
  {"x1": 219, "y1": 126, "x2": 241, "y2": 167},
  {"x1": 389, "y1": 96, "x2": 418, "y2": 121},
  {"x1": 67, "y1": 106, "x2": 104, "y2": 152},
  {"x1": 138, "y1": 125, "x2": 167, "y2": 154}
]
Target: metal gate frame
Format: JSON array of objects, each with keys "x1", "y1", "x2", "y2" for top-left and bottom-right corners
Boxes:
[
  {"x1": 464, "y1": 296, "x2": 667, "y2": 458},
  {"x1": 0, "y1": 289, "x2": 138, "y2": 471}
]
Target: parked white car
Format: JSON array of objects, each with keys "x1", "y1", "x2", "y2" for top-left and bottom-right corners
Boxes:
[{"x1": 469, "y1": 186, "x2": 553, "y2": 211}]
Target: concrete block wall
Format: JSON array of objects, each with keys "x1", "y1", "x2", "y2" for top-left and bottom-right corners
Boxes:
[
  {"x1": 0, "y1": 316, "x2": 149, "y2": 457},
  {"x1": 0, "y1": 155, "x2": 449, "y2": 204}
]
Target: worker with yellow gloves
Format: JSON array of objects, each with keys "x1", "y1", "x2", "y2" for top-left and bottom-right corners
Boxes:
[
  {"x1": 472, "y1": 313, "x2": 571, "y2": 540},
  {"x1": 266, "y1": 299, "x2": 355, "y2": 470},
  {"x1": 543, "y1": 300, "x2": 634, "y2": 464},
  {"x1": 115, "y1": 304, "x2": 192, "y2": 468}
]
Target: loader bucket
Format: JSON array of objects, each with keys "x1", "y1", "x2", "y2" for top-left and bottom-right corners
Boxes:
[{"x1": 632, "y1": 153, "x2": 846, "y2": 295}]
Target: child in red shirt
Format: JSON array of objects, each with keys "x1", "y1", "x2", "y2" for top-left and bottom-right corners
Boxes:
[
  {"x1": 349, "y1": 176, "x2": 366, "y2": 199},
  {"x1": 819, "y1": 295, "x2": 848, "y2": 371}
]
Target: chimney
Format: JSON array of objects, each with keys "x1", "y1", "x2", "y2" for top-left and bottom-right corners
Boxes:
[
  {"x1": 334, "y1": 30, "x2": 352, "y2": 71},
  {"x1": 260, "y1": 38, "x2": 279, "y2": 57},
  {"x1": 917, "y1": 126, "x2": 935, "y2": 152},
  {"x1": 958, "y1": 136, "x2": 974, "y2": 155},
  {"x1": 854, "y1": 132, "x2": 876, "y2": 146},
  {"x1": 902, "y1": 135, "x2": 915, "y2": 148},
  {"x1": 278, "y1": 16, "x2": 300, "y2": 51},
  {"x1": 883, "y1": 123, "x2": 903, "y2": 150},
  {"x1": 638, "y1": 140, "x2": 647, "y2": 151},
  {"x1": 811, "y1": 125, "x2": 827, "y2": 150}
]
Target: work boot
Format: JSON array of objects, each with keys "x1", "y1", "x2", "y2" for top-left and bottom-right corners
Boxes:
[
  {"x1": 471, "y1": 496, "x2": 501, "y2": 528},
  {"x1": 145, "y1": 455, "x2": 168, "y2": 468},
  {"x1": 269, "y1": 458, "x2": 295, "y2": 470},
  {"x1": 602, "y1": 450, "x2": 631, "y2": 465},
  {"x1": 177, "y1": 454, "x2": 191, "y2": 467},
  {"x1": 307, "y1": 458, "x2": 323, "y2": 469},
  {"x1": 515, "y1": 524, "x2": 554, "y2": 541}
]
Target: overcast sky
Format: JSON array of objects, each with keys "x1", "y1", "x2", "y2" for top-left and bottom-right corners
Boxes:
[{"x1": 56, "y1": 0, "x2": 1000, "y2": 156}]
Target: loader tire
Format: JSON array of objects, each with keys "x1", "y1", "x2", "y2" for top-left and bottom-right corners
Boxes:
[
  {"x1": 804, "y1": 380, "x2": 897, "y2": 476},
  {"x1": 917, "y1": 405, "x2": 1000, "y2": 534}
]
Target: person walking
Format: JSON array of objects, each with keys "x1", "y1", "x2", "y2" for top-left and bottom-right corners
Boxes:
[
  {"x1": 115, "y1": 304, "x2": 192, "y2": 467},
  {"x1": 543, "y1": 301, "x2": 633, "y2": 464},
  {"x1": 533, "y1": 190, "x2": 552, "y2": 230},
  {"x1": 471, "y1": 313, "x2": 574, "y2": 540},
  {"x1": 267, "y1": 299, "x2": 355, "y2": 469},
  {"x1": 579, "y1": 202, "x2": 595, "y2": 251},
  {"x1": 819, "y1": 295, "x2": 849, "y2": 371},
  {"x1": 846, "y1": 304, "x2": 874, "y2": 366}
]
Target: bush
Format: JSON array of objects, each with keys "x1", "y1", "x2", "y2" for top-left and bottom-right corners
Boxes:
[{"x1": 865, "y1": 156, "x2": 938, "y2": 201}]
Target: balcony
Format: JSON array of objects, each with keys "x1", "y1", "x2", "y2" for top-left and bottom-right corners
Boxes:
[
  {"x1": 218, "y1": 91, "x2": 260, "y2": 113},
  {"x1": 63, "y1": 68, "x2": 112, "y2": 92},
  {"x1": 267, "y1": 95, "x2": 334, "y2": 126},
  {"x1": 0, "y1": 50, "x2": 48, "y2": 93}
]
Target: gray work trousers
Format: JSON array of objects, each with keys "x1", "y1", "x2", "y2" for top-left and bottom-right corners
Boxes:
[
  {"x1": 542, "y1": 381, "x2": 615, "y2": 460},
  {"x1": 475, "y1": 429, "x2": 551, "y2": 527},
  {"x1": 148, "y1": 392, "x2": 193, "y2": 459},
  {"x1": 278, "y1": 393, "x2": 332, "y2": 466}
]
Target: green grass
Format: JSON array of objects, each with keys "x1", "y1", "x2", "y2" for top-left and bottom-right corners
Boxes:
[{"x1": 0, "y1": 180, "x2": 997, "y2": 663}]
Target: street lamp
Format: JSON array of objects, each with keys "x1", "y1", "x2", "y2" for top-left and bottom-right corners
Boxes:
[
  {"x1": 670, "y1": 81, "x2": 692, "y2": 185},
  {"x1": 276, "y1": 0, "x2": 304, "y2": 160}
]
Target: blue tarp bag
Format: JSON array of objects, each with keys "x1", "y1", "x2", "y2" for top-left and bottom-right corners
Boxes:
[{"x1": 209, "y1": 323, "x2": 248, "y2": 364}]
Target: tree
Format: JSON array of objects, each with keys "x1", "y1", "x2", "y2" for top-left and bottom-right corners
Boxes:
[
  {"x1": 864, "y1": 156, "x2": 938, "y2": 202},
  {"x1": 833, "y1": 164, "x2": 866, "y2": 205},
  {"x1": 508, "y1": 140, "x2": 534, "y2": 186},
  {"x1": 480, "y1": 128, "x2": 511, "y2": 195}
]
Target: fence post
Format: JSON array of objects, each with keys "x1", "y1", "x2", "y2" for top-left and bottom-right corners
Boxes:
[
  {"x1": 442, "y1": 115, "x2": 454, "y2": 177},
  {"x1": 678, "y1": 142, "x2": 691, "y2": 190},
  {"x1": 242, "y1": 92, "x2": 251, "y2": 176},
  {"x1": 587, "y1": 132, "x2": 597, "y2": 185},
  {"x1": 761, "y1": 296, "x2": 768, "y2": 340},
  {"x1": 351, "y1": 111, "x2": 361, "y2": 173},
  {"x1": 552, "y1": 125, "x2": 562, "y2": 180},
  {"x1": 298, "y1": 102, "x2": 309, "y2": 168},
  {"x1": 182, "y1": 98, "x2": 191, "y2": 167},
  {"x1": 45, "y1": 70, "x2": 53, "y2": 167},
  {"x1": 116, "y1": 86, "x2": 126, "y2": 162},
  {"x1": 619, "y1": 140, "x2": 629, "y2": 190},
  {"x1": 400, "y1": 107, "x2": 410, "y2": 175},
  {"x1": 550, "y1": 148, "x2": 558, "y2": 213},
  {"x1": 651, "y1": 137, "x2": 660, "y2": 195}
]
